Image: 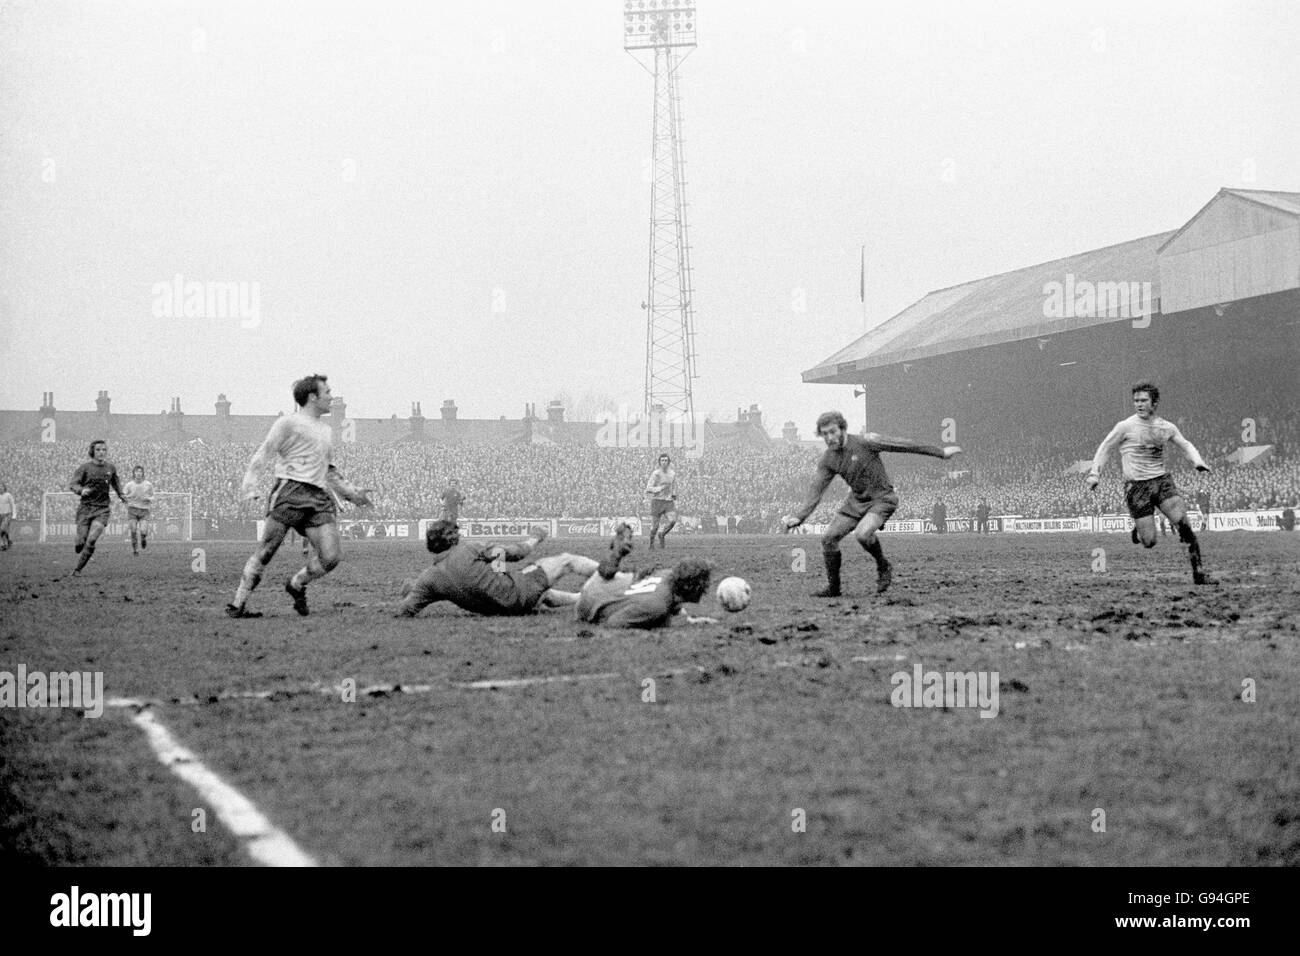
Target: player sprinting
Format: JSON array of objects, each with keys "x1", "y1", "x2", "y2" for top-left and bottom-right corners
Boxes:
[
  {"x1": 0, "y1": 482, "x2": 15, "y2": 550},
  {"x1": 395, "y1": 520, "x2": 598, "y2": 617},
  {"x1": 68, "y1": 440, "x2": 128, "y2": 576},
  {"x1": 122, "y1": 466, "x2": 155, "y2": 555},
  {"x1": 645, "y1": 453, "x2": 678, "y2": 549},
  {"x1": 1086, "y1": 383, "x2": 1211, "y2": 584},
  {"x1": 781, "y1": 411, "x2": 962, "y2": 596},
  {"x1": 575, "y1": 523, "x2": 716, "y2": 628},
  {"x1": 226, "y1": 375, "x2": 372, "y2": 618}
]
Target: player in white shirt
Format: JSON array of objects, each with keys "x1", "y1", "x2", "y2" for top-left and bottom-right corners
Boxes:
[
  {"x1": 122, "y1": 466, "x2": 155, "y2": 555},
  {"x1": 0, "y1": 481, "x2": 15, "y2": 550},
  {"x1": 1086, "y1": 383, "x2": 1211, "y2": 584},
  {"x1": 645, "y1": 454, "x2": 677, "y2": 549},
  {"x1": 226, "y1": 375, "x2": 373, "y2": 618}
]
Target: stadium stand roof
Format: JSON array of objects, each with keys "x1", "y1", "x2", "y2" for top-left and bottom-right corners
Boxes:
[{"x1": 803, "y1": 187, "x2": 1300, "y2": 385}]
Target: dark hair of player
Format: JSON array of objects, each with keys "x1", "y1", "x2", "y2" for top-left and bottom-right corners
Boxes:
[
  {"x1": 425, "y1": 518, "x2": 460, "y2": 553},
  {"x1": 658, "y1": 453, "x2": 671, "y2": 464},
  {"x1": 670, "y1": 557, "x2": 712, "y2": 603},
  {"x1": 815, "y1": 411, "x2": 847, "y2": 434},
  {"x1": 1132, "y1": 382, "x2": 1160, "y2": 406},
  {"x1": 88, "y1": 440, "x2": 106, "y2": 458},
  {"x1": 292, "y1": 374, "x2": 329, "y2": 408}
]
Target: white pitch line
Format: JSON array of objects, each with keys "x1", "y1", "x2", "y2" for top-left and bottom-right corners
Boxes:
[
  {"x1": 451, "y1": 672, "x2": 623, "y2": 690},
  {"x1": 106, "y1": 668, "x2": 690, "y2": 710},
  {"x1": 123, "y1": 706, "x2": 317, "y2": 867},
  {"x1": 851, "y1": 654, "x2": 908, "y2": 663}
]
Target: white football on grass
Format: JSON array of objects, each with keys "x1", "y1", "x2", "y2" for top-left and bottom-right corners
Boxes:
[{"x1": 716, "y1": 576, "x2": 751, "y2": 612}]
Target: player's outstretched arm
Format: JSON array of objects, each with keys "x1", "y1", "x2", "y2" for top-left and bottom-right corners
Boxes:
[
  {"x1": 1172, "y1": 429, "x2": 1211, "y2": 472},
  {"x1": 241, "y1": 421, "x2": 286, "y2": 499},
  {"x1": 1086, "y1": 422, "x2": 1125, "y2": 489},
  {"x1": 497, "y1": 526, "x2": 548, "y2": 561},
  {"x1": 787, "y1": 463, "x2": 835, "y2": 530},
  {"x1": 864, "y1": 432, "x2": 954, "y2": 459},
  {"x1": 326, "y1": 465, "x2": 373, "y2": 506}
]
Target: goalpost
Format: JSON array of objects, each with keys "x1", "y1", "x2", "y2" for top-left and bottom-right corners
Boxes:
[{"x1": 40, "y1": 492, "x2": 194, "y2": 543}]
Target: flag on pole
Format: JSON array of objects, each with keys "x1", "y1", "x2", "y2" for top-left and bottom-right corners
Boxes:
[{"x1": 859, "y1": 245, "x2": 865, "y2": 303}]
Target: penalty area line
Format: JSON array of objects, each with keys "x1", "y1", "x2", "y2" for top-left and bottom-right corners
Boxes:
[{"x1": 110, "y1": 701, "x2": 317, "y2": 867}]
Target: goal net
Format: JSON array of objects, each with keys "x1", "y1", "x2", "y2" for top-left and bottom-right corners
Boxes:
[{"x1": 40, "y1": 492, "x2": 193, "y2": 542}]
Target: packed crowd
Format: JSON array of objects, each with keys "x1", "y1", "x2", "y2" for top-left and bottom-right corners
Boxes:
[{"x1": 2, "y1": 414, "x2": 1297, "y2": 528}]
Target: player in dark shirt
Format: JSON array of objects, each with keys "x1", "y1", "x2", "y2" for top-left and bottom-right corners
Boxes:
[
  {"x1": 440, "y1": 481, "x2": 464, "y2": 522},
  {"x1": 575, "y1": 523, "x2": 715, "y2": 628},
  {"x1": 395, "y1": 519, "x2": 598, "y2": 617},
  {"x1": 67, "y1": 440, "x2": 128, "y2": 576},
  {"x1": 782, "y1": 411, "x2": 961, "y2": 596}
]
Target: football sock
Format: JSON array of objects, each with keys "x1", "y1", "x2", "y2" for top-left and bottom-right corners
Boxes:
[
  {"x1": 234, "y1": 555, "x2": 266, "y2": 607},
  {"x1": 131, "y1": 530, "x2": 138, "y2": 551},
  {"x1": 74, "y1": 543, "x2": 95, "y2": 572},
  {"x1": 291, "y1": 555, "x2": 328, "y2": 590},
  {"x1": 862, "y1": 538, "x2": 886, "y2": 568},
  {"x1": 1176, "y1": 519, "x2": 1202, "y2": 569},
  {"x1": 821, "y1": 546, "x2": 842, "y2": 588}
]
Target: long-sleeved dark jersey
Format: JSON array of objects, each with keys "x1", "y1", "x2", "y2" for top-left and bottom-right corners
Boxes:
[{"x1": 795, "y1": 432, "x2": 946, "y2": 521}]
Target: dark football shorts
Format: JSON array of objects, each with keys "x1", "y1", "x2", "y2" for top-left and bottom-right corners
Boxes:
[
  {"x1": 267, "y1": 479, "x2": 337, "y2": 533},
  {"x1": 493, "y1": 566, "x2": 550, "y2": 614},
  {"x1": 839, "y1": 490, "x2": 900, "y2": 523},
  {"x1": 76, "y1": 504, "x2": 111, "y2": 533},
  {"x1": 127, "y1": 506, "x2": 150, "y2": 520},
  {"x1": 1125, "y1": 474, "x2": 1180, "y2": 520},
  {"x1": 651, "y1": 498, "x2": 676, "y2": 518}
]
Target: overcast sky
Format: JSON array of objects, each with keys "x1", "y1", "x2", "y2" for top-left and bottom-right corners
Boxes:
[{"x1": 2, "y1": 0, "x2": 1297, "y2": 433}]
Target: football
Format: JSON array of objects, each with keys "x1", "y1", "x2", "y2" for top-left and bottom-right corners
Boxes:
[{"x1": 716, "y1": 576, "x2": 751, "y2": 612}]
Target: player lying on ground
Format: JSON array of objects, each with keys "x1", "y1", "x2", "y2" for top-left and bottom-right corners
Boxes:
[
  {"x1": 645, "y1": 453, "x2": 678, "y2": 549},
  {"x1": 781, "y1": 411, "x2": 961, "y2": 596},
  {"x1": 574, "y1": 523, "x2": 716, "y2": 628},
  {"x1": 1086, "y1": 382, "x2": 1211, "y2": 585},
  {"x1": 395, "y1": 519, "x2": 598, "y2": 617},
  {"x1": 122, "y1": 465, "x2": 154, "y2": 555},
  {"x1": 68, "y1": 440, "x2": 128, "y2": 576},
  {"x1": 227, "y1": 374, "x2": 373, "y2": 618}
]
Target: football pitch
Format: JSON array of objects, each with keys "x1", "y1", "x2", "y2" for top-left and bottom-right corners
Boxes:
[{"x1": 1, "y1": 532, "x2": 1296, "y2": 866}]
